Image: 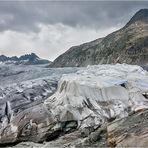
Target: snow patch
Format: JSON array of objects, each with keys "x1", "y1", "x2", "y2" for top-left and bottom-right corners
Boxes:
[{"x1": 11, "y1": 124, "x2": 18, "y2": 133}]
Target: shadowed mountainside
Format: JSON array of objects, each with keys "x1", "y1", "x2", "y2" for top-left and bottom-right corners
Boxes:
[{"x1": 50, "y1": 9, "x2": 148, "y2": 67}]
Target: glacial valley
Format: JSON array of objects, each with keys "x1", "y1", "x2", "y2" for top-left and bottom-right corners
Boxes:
[{"x1": 0, "y1": 63, "x2": 148, "y2": 147}]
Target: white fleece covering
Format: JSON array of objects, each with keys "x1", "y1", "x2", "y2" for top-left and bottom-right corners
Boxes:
[{"x1": 45, "y1": 64, "x2": 148, "y2": 128}]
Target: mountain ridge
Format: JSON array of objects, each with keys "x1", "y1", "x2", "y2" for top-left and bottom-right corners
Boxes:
[
  {"x1": 125, "y1": 9, "x2": 148, "y2": 27},
  {"x1": 50, "y1": 9, "x2": 148, "y2": 67},
  {"x1": 0, "y1": 53, "x2": 51, "y2": 65}
]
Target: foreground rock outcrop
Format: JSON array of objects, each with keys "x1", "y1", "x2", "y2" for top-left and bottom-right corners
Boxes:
[
  {"x1": 0, "y1": 64, "x2": 148, "y2": 147},
  {"x1": 12, "y1": 109, "x2": 148, "y2": 148},
  {"x1": 0, "y1": 104, "x2": 56, "y2": 144},
  {"x1": 108, "y1": 109, "x2": 148, "y2": 147}
]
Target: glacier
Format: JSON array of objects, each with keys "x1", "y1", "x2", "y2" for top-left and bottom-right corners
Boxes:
[
  {"x1": 45, "y1": 64, "x2": 148, "y2": 128},
  {"x1": 0, "y1": 63, "x2": 148, "y2": 145}
]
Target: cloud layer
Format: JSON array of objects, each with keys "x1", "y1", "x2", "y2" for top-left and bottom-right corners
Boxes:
[{"x1": 0, "y1": 1, "x2": 148, "y2": 60}]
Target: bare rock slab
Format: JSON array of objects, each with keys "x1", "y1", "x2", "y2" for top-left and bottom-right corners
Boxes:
[{"x1": 107, "y1": 109, "x2": 148, "y2": 147}]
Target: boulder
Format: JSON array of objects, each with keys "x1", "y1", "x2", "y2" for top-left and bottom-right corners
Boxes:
[{"x1": 0, "y1": 104, "x2": 56, "y2": 144}]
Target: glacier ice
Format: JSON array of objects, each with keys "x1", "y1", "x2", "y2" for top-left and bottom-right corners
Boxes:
[
  {"x1": 0, "y1": 64, "x2": 148, "y2": 144},
  {"x1": 45, "y1": 64, "x2": 148, "y2": 128}
]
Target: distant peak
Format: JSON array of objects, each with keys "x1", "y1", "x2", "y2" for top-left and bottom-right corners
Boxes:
[
  {"x1": 0, "y1": 53, "x2": 50, "y2": 65},
  {"x1": 30, "y1": 53, "x2": 39, "y2": 58},
  {"x1": 126, "y1": 9, "x2": 148, "y2": 27},
  {"x1": 0, "y1": 55, "x2": 7, "y2": 58}
]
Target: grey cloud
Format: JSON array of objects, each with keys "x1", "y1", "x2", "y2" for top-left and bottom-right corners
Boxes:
[{"x1": 0, "y1": 1, "x2": 148, "y2": 32}]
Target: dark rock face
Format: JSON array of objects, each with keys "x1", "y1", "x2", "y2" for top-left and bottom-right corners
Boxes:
[
  {"x1": 50, "y1": 9, "x2": 148, "y2": 67},
  {"x1": 0, "y1": 55, "x2": 8, "y2": 62},
  {"x1": 0, "y1": 104, "x2": 56, "y2": 144},
  {"x1": 125, "y1": 9, "x2": 148, "y2": 27},
  {"x1": 9, "y1": 108, "x2": 148, "y2": 148},
  {"x1": 11, "y1": 109, "x2": 148, "y2": 148},
  {"x1": 0, "y1": 53, "x2": 50, "y2": 65}
]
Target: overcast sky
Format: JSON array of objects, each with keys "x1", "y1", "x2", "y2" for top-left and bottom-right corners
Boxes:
[{"x1": 0, "y1": 1, "x2": 148, "y2": 61}]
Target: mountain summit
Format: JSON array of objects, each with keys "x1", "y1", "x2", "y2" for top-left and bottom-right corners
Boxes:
[
  {"x1": 50, "y1": 9, "x2": 148, "y2": 67},
  {"x1": 0, "y1": 53, "x2": 50, "y2": 65},
  {"x1": 126, "y1": 9, "x2": 148, "y2": 27}
]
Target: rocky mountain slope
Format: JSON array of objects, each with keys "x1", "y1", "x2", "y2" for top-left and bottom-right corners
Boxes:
[
  {"x1": 50, "y1": 9, "x2": 148, "y2": 67},
  {"x1": 0, "y1": 64, "x2": 148, "y2": 147},
  {"x1": 0, "y1": 53, "x2": 50, "y2": 65}
]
